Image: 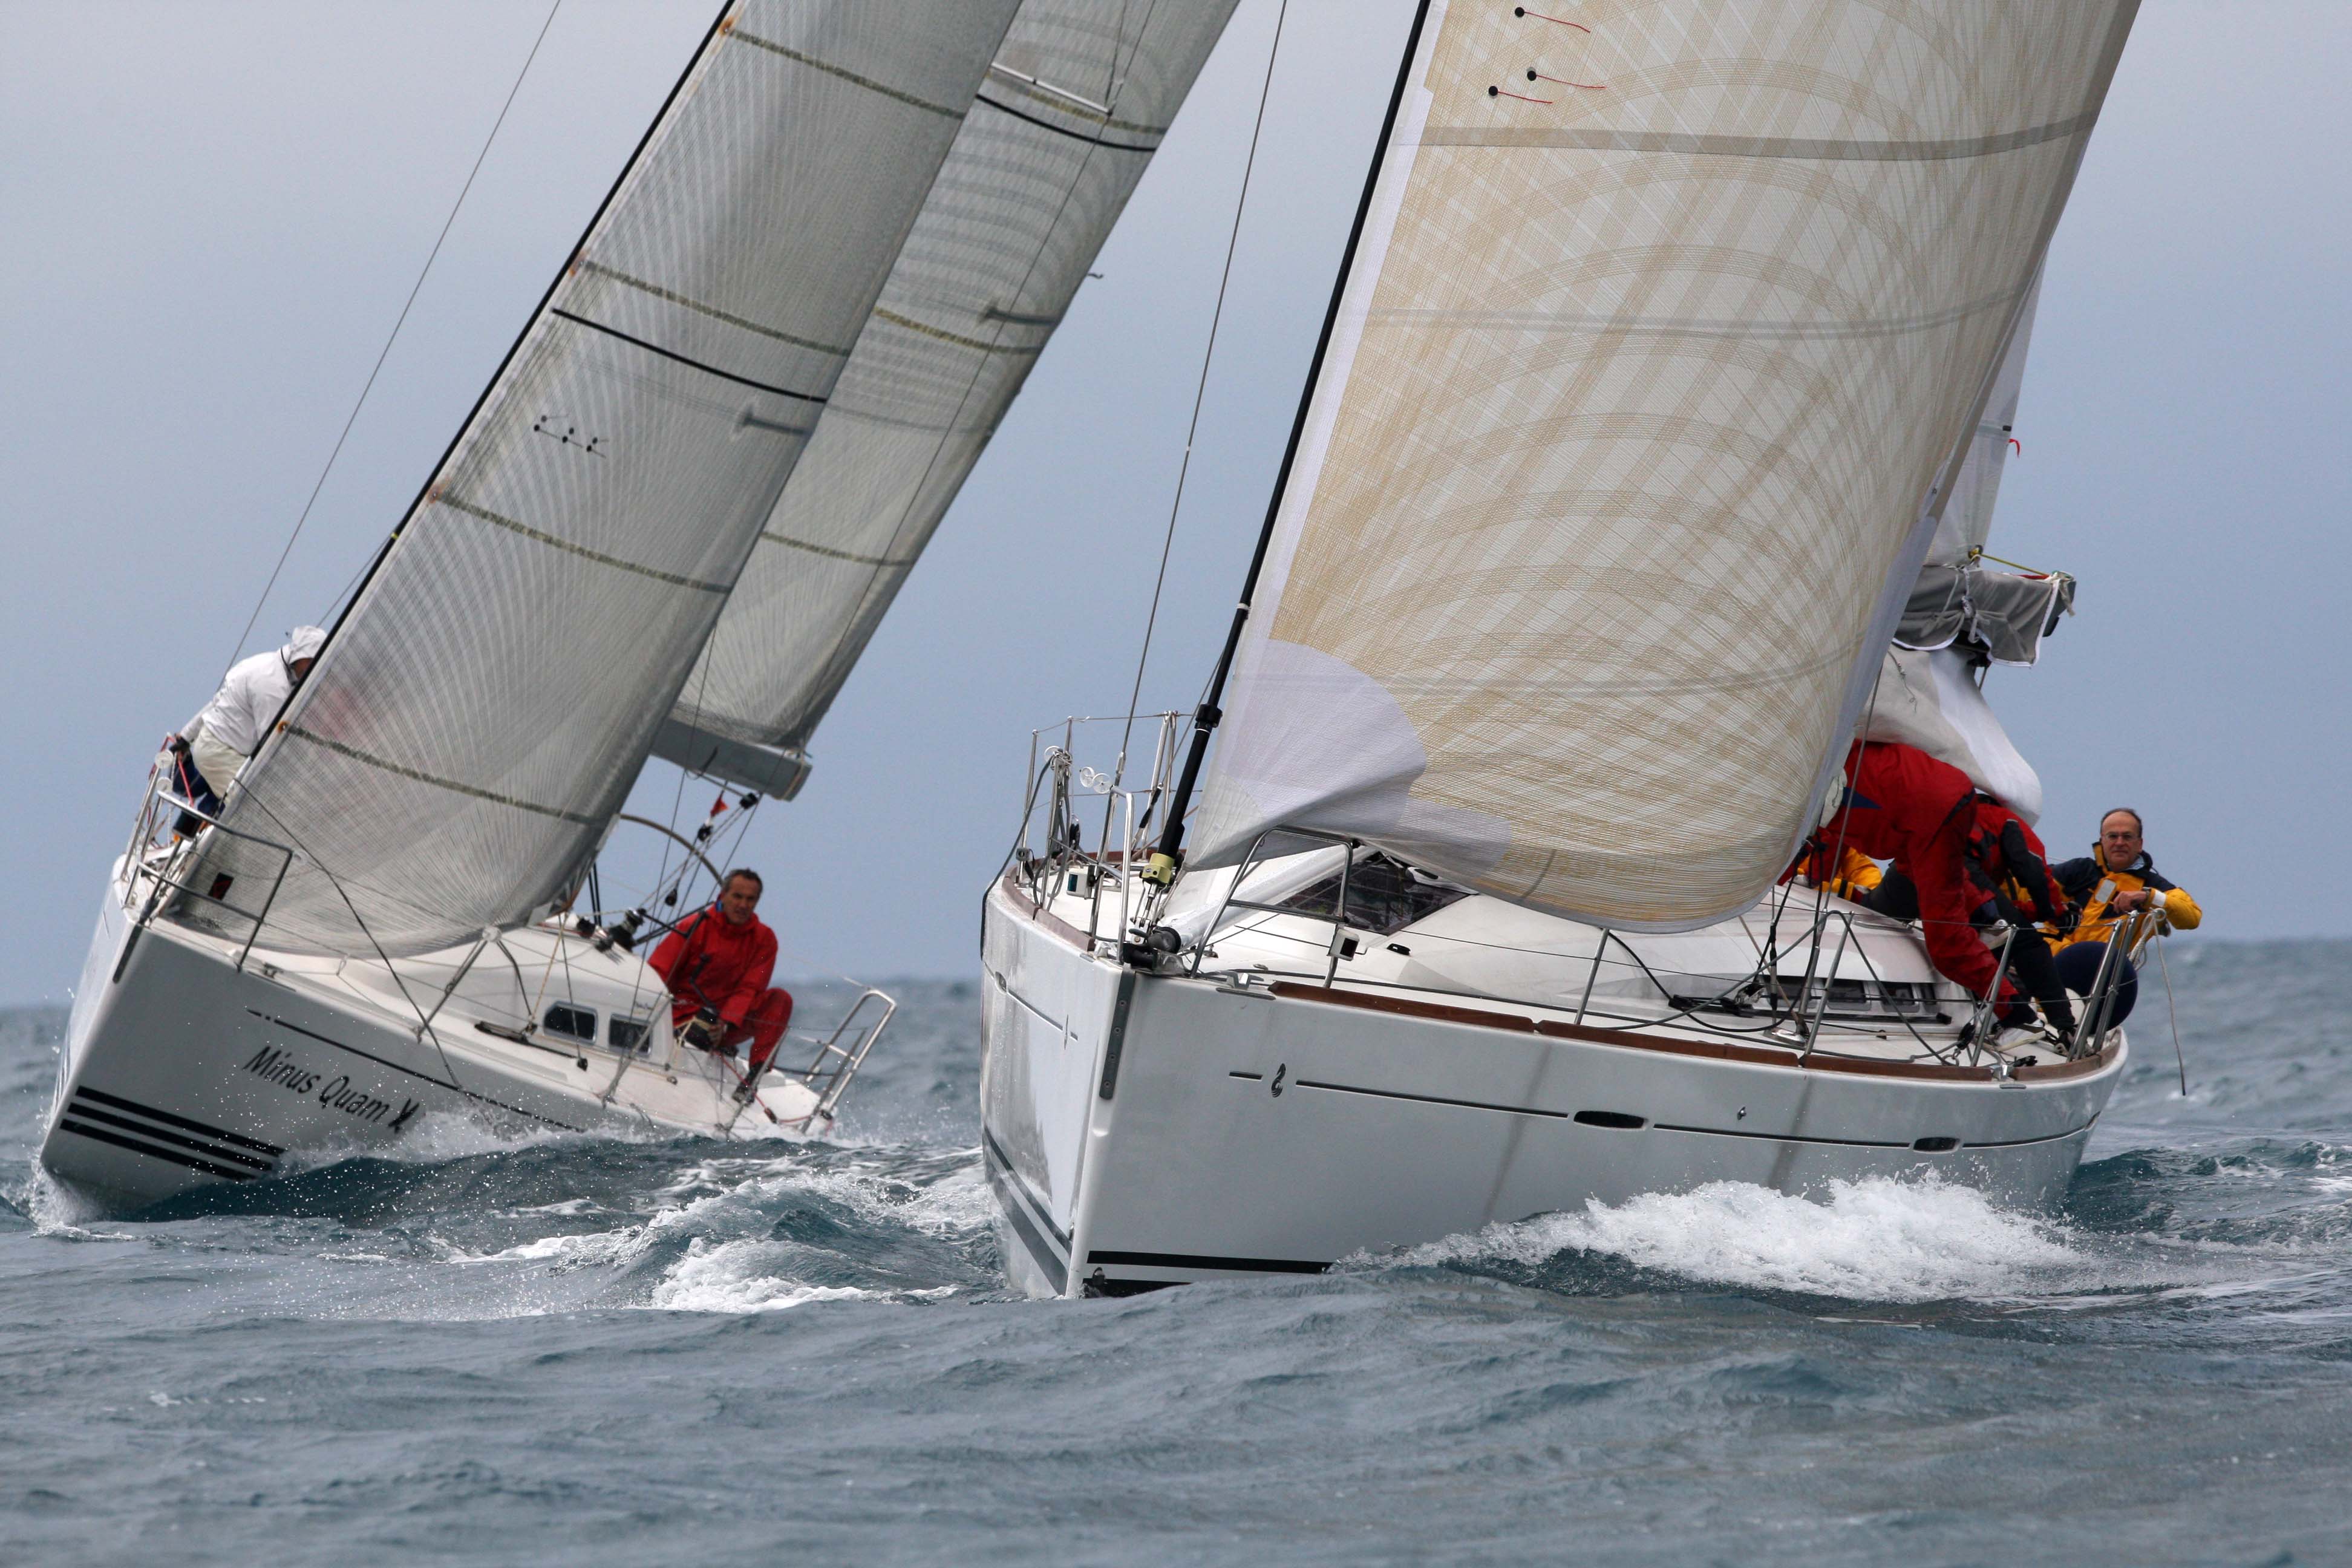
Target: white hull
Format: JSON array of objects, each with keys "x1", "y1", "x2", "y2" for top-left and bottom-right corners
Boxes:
[
  {"x1": 42, "y1": 858, "x2": 842, "y2": 1209},
  {"x1": 981, "y1": 871, "x2": 2125, "y2": 1298}
]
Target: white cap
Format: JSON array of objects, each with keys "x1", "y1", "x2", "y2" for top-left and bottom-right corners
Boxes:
[{"x1": 283, "y1": 626, "x2": 328, "y2": 664}]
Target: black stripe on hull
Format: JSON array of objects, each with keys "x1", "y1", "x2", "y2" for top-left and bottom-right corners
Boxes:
[
  {"x1": 54, "y1": 1119, "x2": 259, "y2": 1183},
  {"x1": 1085, "y1": 1249, "x2": 1331, "y2": 1276},
  {"x1": 62, "y1": 1103, "x2": 273, "y2": 1172},
  {"x1": 980, "y1": 1125, "x2": 1068, "y2": 1292},
  {"x1": 74, "y1": 1085, "x2": 283, "y2": 1155}
]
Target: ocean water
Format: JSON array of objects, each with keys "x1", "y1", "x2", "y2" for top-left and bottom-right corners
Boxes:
[{"x1": 5, "y1": 944, "x2": 2350, "y2": 1566}]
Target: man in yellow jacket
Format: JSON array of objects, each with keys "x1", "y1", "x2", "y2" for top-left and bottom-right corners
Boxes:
[
  {"x1": 2051, "y1": 808, "x2": 2203, "y2": 948},
  {"x1": 2043, "y1": 808, "x2": 2201, "y2": 1031}
]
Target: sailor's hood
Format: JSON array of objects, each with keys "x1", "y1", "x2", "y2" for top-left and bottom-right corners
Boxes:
[{"x1": 282, "y1": 626, "x2": 327, "y2": 665}]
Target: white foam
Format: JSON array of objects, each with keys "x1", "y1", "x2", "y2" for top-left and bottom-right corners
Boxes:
[
  {"x1": 1391, "y1": 1178, "x2": 2081, "y2": 1303},
  {"x1": 644, "y1": 1236, "x2": 872, "y2": 1314}
]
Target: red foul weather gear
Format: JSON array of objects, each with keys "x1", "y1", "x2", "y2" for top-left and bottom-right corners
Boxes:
[
  {"x1": 1812, "y1": 742, "x2": 2069, "y2": 1007},
  {"x1": 649, "y1": 908, "x2": 790, "y2": 1065}
]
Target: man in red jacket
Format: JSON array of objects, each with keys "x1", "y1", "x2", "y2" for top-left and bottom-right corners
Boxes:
[
  {"x1": 648, "y1": 869, "x2": 793, "y2": 1070},
  {"x1": 1809, "y1": 741, "x2": 2075, "y2": 1036}
]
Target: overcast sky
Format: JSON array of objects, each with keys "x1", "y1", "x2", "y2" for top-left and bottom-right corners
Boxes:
[{"x1": 3, "y1": 2, "x2": 2347, "y2": 1004}]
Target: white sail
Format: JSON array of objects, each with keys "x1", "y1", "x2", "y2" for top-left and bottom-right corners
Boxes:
[
  {"x1": 181, "y1": 0, "x2": 1023, "y2": 957},
  {"x1": 654, "y1": 1, "x2": 1242, "y2": 795},
  {"x1": 1191, "y1": 0, "x2": 2137, "y2": 930}
]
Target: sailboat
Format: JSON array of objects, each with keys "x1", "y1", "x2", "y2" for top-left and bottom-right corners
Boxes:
[
  {"x1": 980, "y1": 0, "x2": 2150, "y2": 1297},
  {"x1": 44, "y1": 0, "x2": 1242, "y2": 1208}
]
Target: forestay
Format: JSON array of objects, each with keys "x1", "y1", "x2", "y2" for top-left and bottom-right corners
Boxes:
[
  {"x1": 655, "y1": 0, "x2": 1241, "y2": 794},
  {"x1": 1192, "y1": 0, "x2": 2138, "y2": 929},
  {"x1": 181, "y1": 0, "x2": 1022, "y2": 957}
]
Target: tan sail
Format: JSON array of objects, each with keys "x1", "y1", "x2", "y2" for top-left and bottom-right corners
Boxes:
[{"x1": 1192, "y1": 0, "x2": 2138, "y2": 929}]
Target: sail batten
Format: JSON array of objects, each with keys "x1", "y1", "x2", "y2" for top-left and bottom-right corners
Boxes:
[
  {"x1": 181, "y1": 1, "x2": 1026, "y2": 957},
  {"x1": 1191, "y1": 0, "x2": 2138, "y2": 930}
]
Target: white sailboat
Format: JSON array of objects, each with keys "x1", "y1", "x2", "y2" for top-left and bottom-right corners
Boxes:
[
  {"x1": 44, "y1": 0, "x2": 1242, "y2": 1207},
  {"x1": 980, "y1": 0, "x2": 2152, "y2": 1297}
]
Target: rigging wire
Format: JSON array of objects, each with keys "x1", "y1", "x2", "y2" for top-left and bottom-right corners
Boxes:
[
  {"x1": 223, "y1": 0, "x2": 565, "y2": 676},
  {"x1": 1110, "y1": 0, "x2": 1292, "y2": 795}
]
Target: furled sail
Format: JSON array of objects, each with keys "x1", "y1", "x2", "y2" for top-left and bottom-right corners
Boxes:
[
  {"x1": 181, "y1": 0, "x2": 1023, "y2": 957},
  {"x1": 654, "y1": 0, "x2": 1242, "y2": 794},
  {"x1": 1192, "y1": 0, "x2": 2138, "y2": 930}
]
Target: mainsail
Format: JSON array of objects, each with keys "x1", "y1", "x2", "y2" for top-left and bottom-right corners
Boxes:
[
  {"x1": 654, "y1": 1, "x2": 1243, "y2": 795},
  {"x1": 1191, "y1": 0, "x2": 2138, "y2": 930},
  {"x1": 183, "y1": 0, "x2": 1024, "y2": 957}
]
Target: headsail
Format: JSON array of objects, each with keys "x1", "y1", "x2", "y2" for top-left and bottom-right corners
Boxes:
[
  {"x1": 653, "y1": 1, "x2": 1243, "y2": 795},
  {"x1": 182, "y1": 0, "x2": 1023, "y2": 957},
  {"x1": 1191, "y1": 0, "x2": 2138, "y2": 929}
]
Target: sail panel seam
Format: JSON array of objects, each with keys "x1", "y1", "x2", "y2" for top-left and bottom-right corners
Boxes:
[
  {"x1": 1416, "y1": 110, "x2": 2097, "y2": 161},
  {"x1": 757, "y1": 530, "x2": 918, "y2": 569},
  {"x1": 1371, "y1": 284, "x2": 2023, "y2": 342},
  {"x1": 731, "y1": 31, "x2": 965, "y2": 119},
  {"x1": 871, "y1": 305, "x2": 1045, "y2": 356},
  {"x1": 437, "y1": 494, "x2": 731, "y2": 592},
  {"x1": 550, "y1": 308, "x2": 828, "y2": 404},
  {"x1": 575, "y1": 260, "x2": 853, "y2": 358},
  {"x1": 283, "y1": 727, "x2": 604, "y2": 826}
]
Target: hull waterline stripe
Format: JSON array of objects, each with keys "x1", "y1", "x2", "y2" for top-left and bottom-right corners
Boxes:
[
  {"x1": 248, "y1": 1010, "x2": 587, "y2": 1132},
  {"x1": 74, "y1": 1084, "x2": 284, "y2": 1155},
  {"x1": 437, "y1": 495, "x2": 732, "y2": 593},
  {"x1": 550, "y1": 308, "x2": 828, "y2": 405},
  {"x1": 980, "y1": 1124, "x2": 1070, "y2": 1251},
  {"x1": 1416, "y1": 111, "x2": 2099, "y2": 161},
  {"x1": 63, "y1": 1103, "x2": 275, "y2": 1171},
  {"x1": 981, "y1": 1128, "x2": 1069, "y2": 1288},
  {"x1": 55, "y1": 1120, "x2": 258, "y2": 1182},
  {"x1": 1085, "y1": 1249, "x2": 1330, "y2": 1275}
]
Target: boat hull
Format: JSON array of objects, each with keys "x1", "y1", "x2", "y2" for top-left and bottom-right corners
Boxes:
[
  {"x1": 43, "y1": 871, "x2": 830, "y2": 1209},
  {"x1": 981, "y1": 880, "x2": 2124, "y2": 1298}
]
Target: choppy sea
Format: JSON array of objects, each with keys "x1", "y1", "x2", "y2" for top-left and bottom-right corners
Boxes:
[{"x1": 5, "y1": 942, "x2": 2350, "y2": 1566}]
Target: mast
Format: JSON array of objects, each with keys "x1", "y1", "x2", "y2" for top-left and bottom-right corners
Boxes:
[{"x1": 1146, "y1": 0, "x2": 1434, "y2": 886}]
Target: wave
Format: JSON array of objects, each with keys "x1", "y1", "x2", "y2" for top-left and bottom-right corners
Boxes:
[{"x1": 1374, "y1": 1177, "x2": 2084, "y2": 1304}]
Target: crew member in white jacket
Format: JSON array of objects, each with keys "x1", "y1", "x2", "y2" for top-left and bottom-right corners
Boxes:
[{"x1": 164, "y1": 627, "x2": 327, "y2": 812}]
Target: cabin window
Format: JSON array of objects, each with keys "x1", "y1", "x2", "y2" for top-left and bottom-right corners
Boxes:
[
  {"x1": 543, "y1": 1003, "x2": 599, "y2": 1043},
  {"x1": 1279, "y1": 854, "x2": 1469, "y2": 936},
  {"x1": 609, "y1": 1015, "x2": 652, "y2": 1055}
]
